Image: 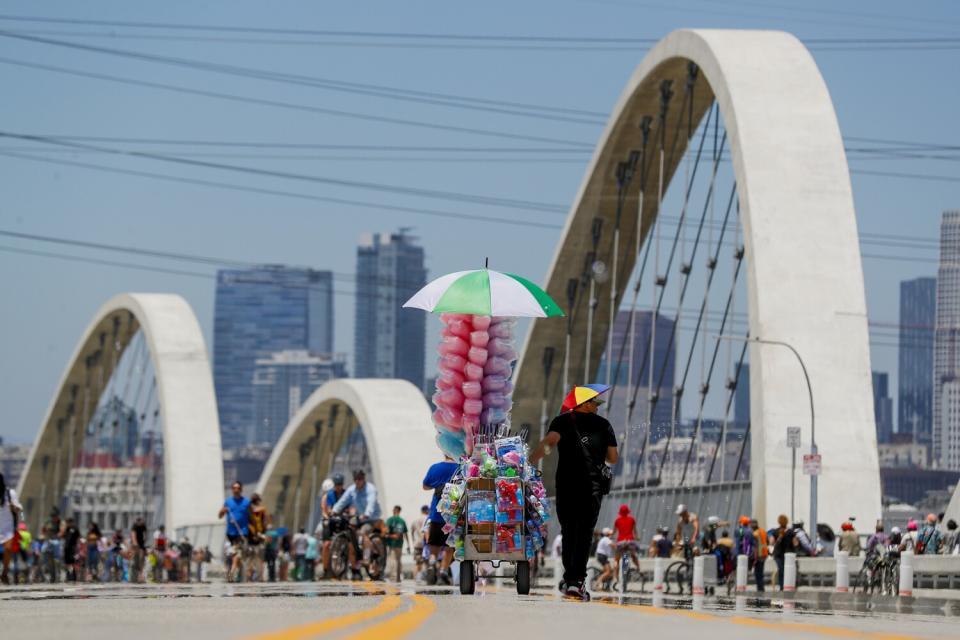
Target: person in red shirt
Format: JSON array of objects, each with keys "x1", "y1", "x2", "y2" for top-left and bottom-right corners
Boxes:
[{"x1": 612, "y1": 504, "x2": 639, "y2": 584}]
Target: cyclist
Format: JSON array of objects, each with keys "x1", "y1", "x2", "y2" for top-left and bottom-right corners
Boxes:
[
  {"x1": 612, "y1": 504, "x2": 639, "y2": 584},
  {"x1": 865, "y1": 522, "x2": 889, "y2": 557},
  {"x1": 332, "y1": 469, "x2": 382, "y2": 579},
  {"x1": 674, "y1": 504, "x2": 699, "y2": 560},
  {"x1": 319, "y1": 474, "x2": 346, "y2": 578}
]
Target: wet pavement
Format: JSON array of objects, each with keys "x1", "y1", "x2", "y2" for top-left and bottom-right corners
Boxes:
[{"x1": 1, "y1": 579, "x2": 958, "y2": 639}]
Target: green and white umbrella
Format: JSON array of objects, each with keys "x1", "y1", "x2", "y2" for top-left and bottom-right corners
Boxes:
[{"x1": 403, "y1": 269, "x2": 565, "y2": 318}]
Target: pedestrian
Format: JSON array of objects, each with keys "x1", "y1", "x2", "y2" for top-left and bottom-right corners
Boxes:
[
  {"x1": 770, "y1": 514, "x2": 790, "y2": 590},
  {"x1": 917, "y1": 513, "x2": 943, "y2": 555},
  {"x1": 304, "y1": 532, "x2": 319, "y2": 581},
  {"x1": 410, "y1": 505, "x2": 429, "y2": 579},
  {"x1": 750, "y1": 518, "x2": 768, "y2": 592},
  {"x1": 422, "y1": 456, "x2": 458, "y2": 586},
  {"x1": 733, "y1": 516, "x2": 756, "y2": 585},
  {"x1": 85, "y1": 522, "x2": 102, "y2": 582},
  {"x1": 12, "y1": 522, "x2": 32, "y2": 584},
  {"x1": 152, "y1": 524, "x2": 168, "y2": 583},
  {"x1": 130, "y1": 516, "x2": 147, "y2": 583},
  {"x1": 899, "y1": 519, "x2": 919, "y2": 553},
  {"x1": 279, "y1": 532, "x2": 291, "y2": 581},
  {"x1": 838, "y1": 521, "x2": 861, "y2": 556},
  {"x1": 593, "y1": 527, "x2": 614, "y2": 591},
  {"x1": 218, "y1": 481, "x2": 252, "y2": 582},
  {"x1": 264, "y1": 527, "x2": 279, "y2": 582},
  {"x1": 178, "y1": 537, "x2": 193, "y2": 582},
  {"x1": 292, "y1": 528, "x2": 309, "y2": 581},
  {"x1": 384, "y1": 505, "x2": 409, "y2": 583},
  {"x1": 941, "y1": 519, "x2": 958, "y2": 555},
  {"x1": 62, "y1": 517, "x2": 80, "y2": 582},
  {"x1": 530, "y1": 384, "x2": 618, "y2": 601},
  {"x1": 0, "y1": 472, "x2": 23, "y2": 585}
]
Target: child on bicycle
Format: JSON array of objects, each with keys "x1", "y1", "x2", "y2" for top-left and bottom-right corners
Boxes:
[{"x1": 612, "y1": 504, "x2": 640, "y2": 584}]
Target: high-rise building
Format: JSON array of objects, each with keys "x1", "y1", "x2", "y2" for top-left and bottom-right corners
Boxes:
[
  {"x1": 214, "y1": 266, "x2": 334, "y2": 448},
  {"x1": 734, "y1": 364, "x2": 750, "y2": 429},
  {"x1": 251, "y1": 350, "x2": 348, "y2": 446},
  {"x1": 934, "y1": 210, "x2": 960, "y2": 469},
  {"x1": 898, "y1": 277, "x2": 935, "y2": 442},
  {"x1": 354, "y1": 231, "x2": 427, "y2": 388},
  {"x1": 599, "y1": 310, "x2": 676, "y2": 477},
  {"x1": 872, "y1": 371, "x2": 894, "y2": 444}
]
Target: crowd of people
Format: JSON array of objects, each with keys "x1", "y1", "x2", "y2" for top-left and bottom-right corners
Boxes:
[{"x1": 577, "y1": 505, "x2": 960, "y2": 593}]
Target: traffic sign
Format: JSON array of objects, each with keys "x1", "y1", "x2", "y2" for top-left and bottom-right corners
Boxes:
[
  {"x1": 787, "y1": 426, "x2": 801, "y2": 448},
  {"x1": 803, "y1": 453, "x2": 822, "y2": 475}
]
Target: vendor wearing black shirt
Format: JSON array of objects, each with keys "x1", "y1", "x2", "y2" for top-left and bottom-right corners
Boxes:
[{"x1": 530, "y1": 394, "x2": 617, "y2": 600}]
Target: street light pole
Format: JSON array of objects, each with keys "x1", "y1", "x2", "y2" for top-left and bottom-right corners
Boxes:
[{"x1": 715, "y1": 335, "x2": 817, "y2": 550}]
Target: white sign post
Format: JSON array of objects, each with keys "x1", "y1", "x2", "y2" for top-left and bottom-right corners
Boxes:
[{"x1": 787, "y1": 427, "x2": 801, "y2": 522}]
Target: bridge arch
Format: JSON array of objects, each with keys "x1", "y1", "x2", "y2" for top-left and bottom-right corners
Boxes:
[
  {"x1": 512, "y1": 29, "x2": 880, "y2": 527},
  {"x1": 17, "y1": 293, "x2": 224, "y2": 533},
  {"x1": 256, "y1": 379, "x2": 435, "y2": 531}
]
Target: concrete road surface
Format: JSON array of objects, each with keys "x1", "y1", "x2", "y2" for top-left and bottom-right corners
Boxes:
[{"x1": 1, "y1": 580, "x2": 957, "y2": 639}]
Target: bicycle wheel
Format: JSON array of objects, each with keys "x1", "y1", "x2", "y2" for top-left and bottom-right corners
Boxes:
[
  {"x1": 367, "y1": 537, "x2": 386, "y2": 580},
  {"x1": 330, "y1": 534, "x2": 350, "y2": 579}
]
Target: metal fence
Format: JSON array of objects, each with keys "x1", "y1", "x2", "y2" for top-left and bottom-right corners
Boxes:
[
  {"x1": 597, "y1": 480, "x2": 752, "y2": 544},
  {"x1": 175, "y1": 523, "x2": 225, "y2": 558}
]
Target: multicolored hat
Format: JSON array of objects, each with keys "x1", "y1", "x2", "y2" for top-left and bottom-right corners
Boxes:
[{"x1": 560, "y1": 383, "x2": 610, "y2": 413}]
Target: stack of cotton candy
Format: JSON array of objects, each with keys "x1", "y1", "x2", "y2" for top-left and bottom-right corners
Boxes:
[{"x1": 431, "y1": 313, "x2": 518, "y2": 457}]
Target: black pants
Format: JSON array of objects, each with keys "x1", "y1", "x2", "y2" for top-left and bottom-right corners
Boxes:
[
  {"x1": 754, "y1": 557, "x2": 765, "y2": 592},
  {"x1": 556, "y1": 490, "x2": 602, "y2": 587}
]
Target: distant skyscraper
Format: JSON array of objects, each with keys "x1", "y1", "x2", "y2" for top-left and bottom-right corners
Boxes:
[
  {"x1": 251, "y1": 350, "x2": 347, "y2": 446},
  {"x1": 734, "y1": 364, "x2": 750, "y2": 428},
  {"x1": 898, "y1": 277, "x2": 935, "y2": 443},
  {"x1": 354, "y1": 231, "x2": 427, "y2": 388},
  {"x1": 934, "y1": 210, "x2": 960, "y2": 469},
  {"x1": 214, "y1": 266, "x2": 334, "y2": 448},
  {"x1": 600, "y1": 310, "x2": 676, "y2": 447},
  {"x1": 872, "y1": 371, "x2": 894, "y2": 444}
]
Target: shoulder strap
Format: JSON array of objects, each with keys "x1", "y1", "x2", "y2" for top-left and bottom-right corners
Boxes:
[{"x1": 569, "y1": 414, "x2": 595, "y2": 463}]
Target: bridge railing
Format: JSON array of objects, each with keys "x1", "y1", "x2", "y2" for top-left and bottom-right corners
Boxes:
[
  {"x1": 598, "y1": 480, "x2": 752, "y2": 543},
  {"x1": 175, "y1": 522, "x2": 225, "y2": 559}
]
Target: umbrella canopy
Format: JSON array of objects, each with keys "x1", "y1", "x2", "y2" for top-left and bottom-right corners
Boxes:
[
  {"x1": 560, "y1": 383, "x2": 610, "y2": 413},
  {"x1": 403, "y1": 269, "x2": 564, "y2": 318}
]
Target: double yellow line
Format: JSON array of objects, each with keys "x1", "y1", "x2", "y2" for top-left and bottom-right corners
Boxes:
[{"x1": 249, "y1": 583, "x2": 436, "y2": 640}]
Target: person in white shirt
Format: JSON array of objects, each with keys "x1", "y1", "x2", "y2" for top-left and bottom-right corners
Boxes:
[
  {"x1": 593, "y1": 528, "x2": 614, "y2": 590},
  {"x1": 1, "y1": 473, "x2": 23, "y2": 585}
]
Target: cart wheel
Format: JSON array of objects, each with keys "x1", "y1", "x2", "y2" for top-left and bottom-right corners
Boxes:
[
  {"x1": 516, "y1": 561, "x2": 530, "y2": 595},
  {"x1": 460, "y1": 561, "x2": 475, "y2": 595}
]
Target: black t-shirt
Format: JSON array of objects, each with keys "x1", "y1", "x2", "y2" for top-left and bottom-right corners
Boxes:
[
  {"x1": 132, "y1": 523, "x2": 147, "y2": 548},
  {"x1": 548, "y1": 411, "x2": 617, "y2": 495}
]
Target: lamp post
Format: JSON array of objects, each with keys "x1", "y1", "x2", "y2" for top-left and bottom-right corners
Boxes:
[{"x1": 715, "y1": 335, "x2": 817, "y2": 550}]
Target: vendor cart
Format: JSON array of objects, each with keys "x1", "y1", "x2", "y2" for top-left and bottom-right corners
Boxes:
[{"x1": 459, "y1": 475, "x2": 530, "y2": 595}]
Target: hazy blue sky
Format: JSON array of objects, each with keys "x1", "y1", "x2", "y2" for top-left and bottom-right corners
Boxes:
[{"x1": 1, "y1": 1, "x2": 957, "y2": 443}]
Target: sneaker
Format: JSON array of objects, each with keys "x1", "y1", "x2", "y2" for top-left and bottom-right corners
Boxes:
[
  {"x1": 557, "y1": 579, "x2": 567, "y2": 593},
  {"x1": 564, "y1": 582, "x2": 591, "y2": 601},
  {"x1": 351, "y1": 569, "x2": 364, "y2": 581},
  {"x1": 438, "y1": 570, "x2": 452, "y2": 586}
]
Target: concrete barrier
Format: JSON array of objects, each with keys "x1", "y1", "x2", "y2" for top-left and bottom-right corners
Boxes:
[
  {"x1": 899, "y1": 551, "x2": 914, "y2": 598},
  {"x1": 784, "y1": 553, "x2": 797, "y2": 592},
  {"x1": 692, "y1": 556, "x2": 705, "y2": 595},
  {"x1": 736, "y1": 554, "x2": 748, "y2": 592},
  {"x1": 653, "y1": 556, "x2": 665, "y2": 592},
  {"x1": 836, "y1": 551, "x2": 849, "y2": 593}
]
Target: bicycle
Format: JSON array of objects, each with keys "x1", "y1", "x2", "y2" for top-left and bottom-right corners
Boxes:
[
  {"x1": 612, "y1": 541, "x2": 639, "y2": 593},
  {"x1": 329, "y1": 515, "x2": 386, "y2": 580}
]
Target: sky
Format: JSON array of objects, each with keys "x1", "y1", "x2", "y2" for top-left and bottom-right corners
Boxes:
[{"x1": 1, "y1": 1, "x2": 958, "y2": 444}]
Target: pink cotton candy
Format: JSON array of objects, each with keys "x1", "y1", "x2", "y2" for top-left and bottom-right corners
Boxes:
[
  {"x1": 437, "y1": 368, "x2": 465, "y2": 388},
  {"x1": 464, "y1": 362, "x2": 485, "y2": 381},
  {"x1": 463, "y1": 398, "x2": 483, "y2": 416},
  {"x1": 462, "y1": 414, "x2": 480, "y2": 431},
  {"x1": 444, "y1": 319, "x2": 471, "y2": 338},
  {"x1": 435, "y1": 387, "x2": 464, "y2": 408},
  {"x1": 438, "y1": 335, "x2": 469, "y2": 356},
  {"x1": 481, "y1": 375, "x2": 506, "y2": 392},
  {"x1": 433, "y1": 408, "x2": 462, "y2": 431},
  {"x1": 439, "y1": 353, "x2": 467, "y2": 372},
  {"x1": 462, "y1": 381, "x2": 483, "y2": 399},
  {"x1": 467, "y1": 346, "x2": 489, "y2": 366},
  {"x1": 471, "y1": 315, "x2": 492, "y2": 331},
  {"x1": 469, "y1": 331, "x2": 490, "y2": 348},
  {"x1": 440, "y1": 313, "x2": 473, "y2": 324}
]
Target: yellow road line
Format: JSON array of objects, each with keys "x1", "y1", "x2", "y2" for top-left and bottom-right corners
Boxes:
[
  {"x1": 595, "y1": 600, "x2": 920, "y2": 640},
  {"x1": 246, "y1": 584, "x2": 400, "y2": 640},
  {"x1": 342, "y1": 594, "x2": 437, "y2": 640}
]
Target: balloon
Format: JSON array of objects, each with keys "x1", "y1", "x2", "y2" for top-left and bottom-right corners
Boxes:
[
  {"x1": 439, "y1": 353, "x2": 467, "y2": 372},
  {"x1": 467, "y1": 347, "x2": 489, "y2": 366},
  {"x1": 464, "y1": 362, "x2": 484, "y2": 381},
  {"x1": 469, "y1": 330, "x2": 490, "y2": 348},
  {"x1": 462, "y1": 381, "x2": 483, "y2": 399},
  {"x1": 437, "y1": 368, "x2": 465, "y2": 388},
  {"x1": 439, "y1": 335, "x2": 469, "y2": 356},
  {"x1": 481, "y1": 375, "x2": 507, "y2": 392},
  {"x1": 463, "y1": 398, "x2": 483, "y2": 416},
  {"x1": 471, "y1": 315, "x2": 492, "y2": 331}
]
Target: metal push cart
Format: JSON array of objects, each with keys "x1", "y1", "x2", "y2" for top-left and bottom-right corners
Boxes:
[{"x1": 458, "y1": 425, "x2": 531, "y2": 595}]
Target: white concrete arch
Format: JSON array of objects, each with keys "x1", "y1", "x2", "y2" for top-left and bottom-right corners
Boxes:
[
  {"x1": 256, "y1": 379, "x2": 436, "y2": 531},
  {"x1": 17, "y1": 293, "x2": 224, "y2": 533},
  {"x1": 512, "y1": 29, "x2": 881, "y2": 527}
]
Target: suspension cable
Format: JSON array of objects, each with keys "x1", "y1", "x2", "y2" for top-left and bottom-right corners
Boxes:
[{"x1": 706, "y1": 333, "x2": 750, "y2": 482}]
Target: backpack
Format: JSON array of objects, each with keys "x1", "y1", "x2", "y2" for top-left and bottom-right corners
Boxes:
[
  {"x1": 774, "y1": 528, "x2": 796, "y2": 556},
  {"x1": 916, "y1": 527, "x2": 941, "y2": 555},
  {"x1": 736, "y1": 526, "x2": 756, "y2": 557}
]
